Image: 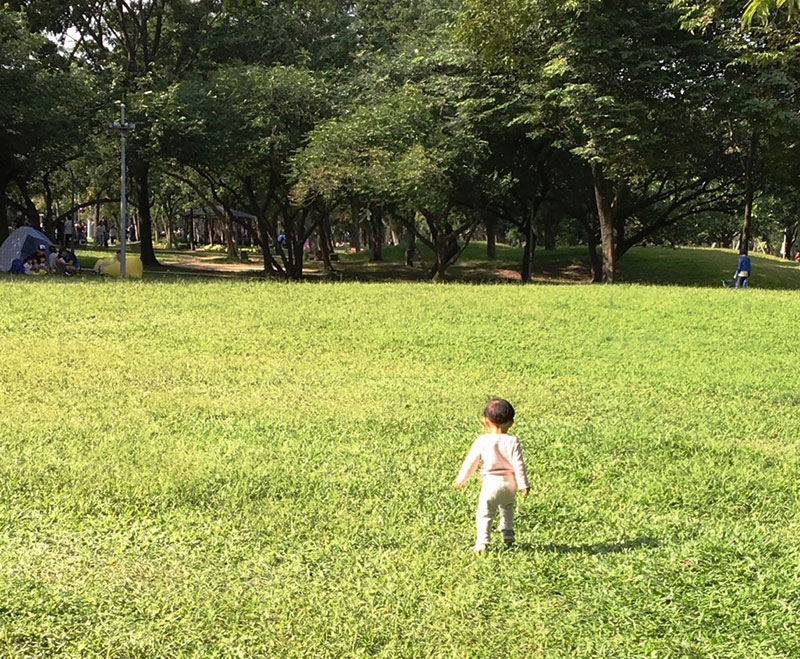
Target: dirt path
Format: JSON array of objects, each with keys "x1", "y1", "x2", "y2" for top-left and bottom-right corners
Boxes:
[{"x1": 160, "y1": 257, "x2": 265, "y2": 275}]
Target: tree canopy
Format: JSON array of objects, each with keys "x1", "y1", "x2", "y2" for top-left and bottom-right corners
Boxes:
[{"x1": 3, "y1": 0, "x2": 800, "y2": 280}]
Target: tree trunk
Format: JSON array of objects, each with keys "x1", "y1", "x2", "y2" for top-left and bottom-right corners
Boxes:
[
  {"x1": 133, "y1": 161, "x2": 159, "y2": 265},
  {"x1": 740, "y1": 133, "x2": 758, "y2": 252},
  {"x1": 429, "y1": 232, "x2": 452, "y2": 281},
  {"x1": 368, "y1": 206, "x2": 384, "y2": 261},
  {"x1": 43, "y1": 174, "x2": 55, "y2": 240},
  {"x1": 350, "y1": 201, "x2": 362, "y2": 250},
  {"x1": 592, "y1": 163, "x2": 621, "y2": 283},
  {"x1": 540, "y1": 213, "x2": 556, "y2": 250},
  {"x1": 254, "y1": 214, "x2": 282, "y2": 275},
  {"x1": 283, "y1": 209, "x2": 311, "y2": 280},
  {"x1": 0, "y1": 179, "x2": 9, "y2": 244},
  {"x1": 781, "y1": 223, "x2": 798, "y2": 260},
  {"x1": 587, "y1": 243, "x2": 602, "y2": 283},
  {"x1": 291, "y1": 238, "x2": 304, "y2": 279},
  {"x1": 427, "y1": 218, "x2": 464, "y2": 281},
  {"x1": 521, "y1": 213, "x2": 537, "y2": 284},
  {"x1": 189, "y1": 216, "x2": 196, "y2": 250},
  {"x1": 225, "y1": 210, "x2": 238, "y2": 259},
  {"x1": 486, "y1": 218, "x2": 497, "y2": 260},
  {"x1": 166, "y1": 212, "x2": 173, "y2": 250},
  {"x1": 319, "y1": 215, "x2": 335, "y2": 275},
  {"x1": 405, "y1": 226, "x2": 416, "y2": 266},
  {"x1": 94, "y1": 203, "x2": 101, "y2": 244},
  {"x1": 16, "y1": 178, "x2": 40, "y2": 229},
  {"x1": 577, "y1": 210, "x2": 603, "y2": 283}
]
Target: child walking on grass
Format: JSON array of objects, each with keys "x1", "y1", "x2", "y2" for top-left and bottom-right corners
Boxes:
[{"x1": 454, "y1": 398, "x2": 530, "y2": 552}]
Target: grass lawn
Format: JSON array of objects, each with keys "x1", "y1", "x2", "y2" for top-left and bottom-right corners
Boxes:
[
  {"x1": 1, "y1": 270, "x2": 800, "y2": 656},
  {"x1": 76, "y1": 241, "x2": 800, "y2": 288}
]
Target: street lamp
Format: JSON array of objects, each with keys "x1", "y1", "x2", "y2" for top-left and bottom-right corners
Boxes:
[{"x1": 111, "y1": 103, "x2": 135, "y2": 278}]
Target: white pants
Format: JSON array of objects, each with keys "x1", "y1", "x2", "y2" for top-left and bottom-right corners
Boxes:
[{"x1": 475, "y1": 475, "x2": 517, "y2": 548}]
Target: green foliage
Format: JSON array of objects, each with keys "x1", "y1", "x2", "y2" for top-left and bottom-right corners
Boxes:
[
  {"x1": 0, "y1": 8, "x2": 98, "y2": 178},
  {"x1": 2, "y1": 278, "x2": 800, "y2": 655},
  {"x1": 743, "y1": 0, "x2": 800, "y2": 26},
  {"x1": 292, "y1": 86, "x2": 486, "y2": 215},
  {"x1": 460, "y1": 0, "x2": 726, "y2": 180},
  {"x1": 160, "y1": 65, "x2": 324, "y2": 174}
]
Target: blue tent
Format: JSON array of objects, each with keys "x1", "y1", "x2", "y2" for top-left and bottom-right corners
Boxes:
[{"x1": 0, "y1": 227, "x2": 54, "y2": 272}]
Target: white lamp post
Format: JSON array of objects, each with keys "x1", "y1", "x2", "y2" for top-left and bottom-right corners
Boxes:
[{"x1": 111, "y1": 103, "x2": 135, "y2": 278}]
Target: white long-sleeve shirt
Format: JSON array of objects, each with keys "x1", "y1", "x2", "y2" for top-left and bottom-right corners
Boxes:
[{"x1": 456, "y1": 433, "x2": 530, "y2": 490}]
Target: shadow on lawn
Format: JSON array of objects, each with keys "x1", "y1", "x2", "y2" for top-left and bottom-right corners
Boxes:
[{"x1": 519, "y1": 535, "x2": 660, "y2": 555}]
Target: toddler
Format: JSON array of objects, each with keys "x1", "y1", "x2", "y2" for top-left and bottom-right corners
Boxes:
[{"x1": 454, "y1": 398, "x2": 530, "y2": 552}]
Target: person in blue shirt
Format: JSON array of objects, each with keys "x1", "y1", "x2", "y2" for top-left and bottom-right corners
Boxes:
[
  {"x1": 9, "y1": 257, "x2": 24, "y2": 274},
  {"x1": 57, "y1": 248, "x2": 81, "y2": 276},
  {"x1": 734, "y1": 250, "x2": 751, "y2": 289}
]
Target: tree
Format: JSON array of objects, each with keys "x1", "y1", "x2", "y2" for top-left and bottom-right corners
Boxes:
[
  {"x1": 159, "y1": 64, "x2": 327, "y2": 277},
  {"x1": 0, "y1": 8, "x2": 98, "y2": 242},
  {"x1": 293, "y1": 84, "x2": 487, "y2": 280},
  {"x1": 676, "y1": 0, "x2": 800, "y2": 252},
  {"x1": 22, "y1": 0, "x2": 226, "y2": 264},
  {"x1": 460, "y1": 0, "x2": 737, "y2": 282}
]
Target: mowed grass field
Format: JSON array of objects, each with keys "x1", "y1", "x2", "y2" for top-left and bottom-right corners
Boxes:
[{"x1": 2, "y1": 275, "x2": 800, "y2": 657}]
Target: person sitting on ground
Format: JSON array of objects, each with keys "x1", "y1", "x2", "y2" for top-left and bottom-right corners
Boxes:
[
  {"x1": 734, "y1": 249, "x2": 751, "y2": 289},
  {"x1": 47, "y1": 245, "x2": 58, "y2": 273},
  {"x1": 93, "y1": 250, "x2": 120, "y2": 275},
  {"x1": 9, "y1": 257, "x2": 25, "y2": 274},
  {"x1": 57, "y1": 248, "x2": 80, "y2": 276},
  {"x1": 23, "y1": 255, "x2": 47, "y2": 275},
  {"x1": 22, "y1": 256, "x2": 35, "y2": 275}
]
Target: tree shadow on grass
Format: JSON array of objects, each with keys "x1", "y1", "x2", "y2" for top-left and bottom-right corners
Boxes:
[{"x1": 517, "y1": 535, "x2": 660, "y2": 555}]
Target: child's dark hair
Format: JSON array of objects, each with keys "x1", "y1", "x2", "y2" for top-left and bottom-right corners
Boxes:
[{"x1": 483, "y1": 398, "x2": 515, "y2": 425}]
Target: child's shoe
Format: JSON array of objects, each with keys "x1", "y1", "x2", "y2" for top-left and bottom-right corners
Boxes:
[
  {"x1": 472, "y1": 544, "x2": 488, "y2": 553},
  {"x1": 502, "y1": 531, "x2": 515, "y2": 547}
]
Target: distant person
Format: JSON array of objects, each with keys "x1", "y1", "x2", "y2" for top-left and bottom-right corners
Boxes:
[
  {"x1": 734, "y1": 250, "x2": 751, "y2": 289},
  {"x1": 454, "y1": 398, "x2": 531, "y2": 552},
  {"x1": 9, "y1": 257, "x2": 25, "y2": 274},
  {"x1": 92, "y1": 250, "x2": 119, "y2": 275},
  {"x1": 47, "y1": 245, "x2": 58, "y2": 273},
  {"x1": 57, "y1": 248, "x2": 80, "y2": 276},
  {"x1": 24, "y1": 255, "x2": 47, "y2": 275},
  {"x1": 63, "y1": 216, "x2": 75, "y2": 249},
  {"x1": 95, "y1": 221, "x2": 106, "y2": 247},
  {"x1": 109, "y1": 223, "x2": 118, "y2": 245},
  {"x1": 794, "y1": 251, "x2": 800, "y2": 263}
]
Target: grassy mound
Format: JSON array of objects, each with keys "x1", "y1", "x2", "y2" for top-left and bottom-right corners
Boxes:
[{"x1": 1, "y1": 280, "x2": 799, "y2": 656}]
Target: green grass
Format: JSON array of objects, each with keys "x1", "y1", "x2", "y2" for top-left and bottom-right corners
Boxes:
[
  {"x1": 338, "y1": 243, "x2": 800, "y2": 287},
  {"x1": 75, "y1": 242, "x2": 800, "y2": 289},
  {"x1": 2, "y1": 274, "x2": 800, "y2": 657}
]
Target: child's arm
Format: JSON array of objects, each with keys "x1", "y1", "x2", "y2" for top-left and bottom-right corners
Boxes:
[
  {"x1": 511, "y1": 438, "x2": 531, "y2": 497},
  {"x1": 453, "y1": 439, "x2": 482, "y2": 489}
]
